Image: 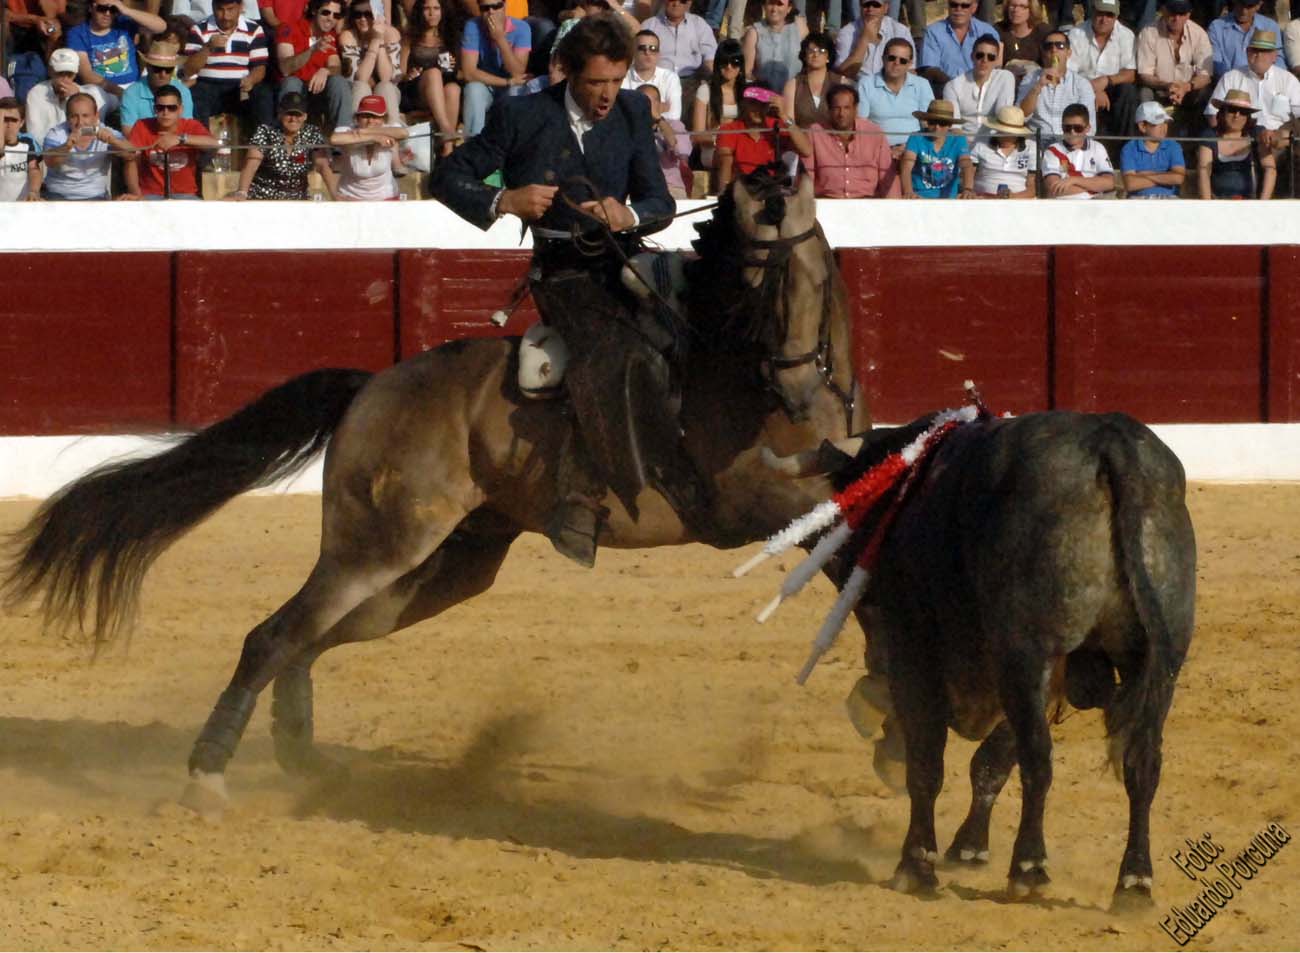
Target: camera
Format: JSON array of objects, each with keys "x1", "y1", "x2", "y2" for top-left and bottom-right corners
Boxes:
[{"x1": 80, "y1": 125, "x2": 100, "y2": 137}]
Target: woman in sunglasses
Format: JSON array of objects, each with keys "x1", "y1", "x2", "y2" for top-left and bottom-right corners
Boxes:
[
  {"x1": 783, "y1": 32, "x2": 844, "y2": 128},
  {"x1": 834, "y1": 0, "x2": 910, "y2": 81},
  {"x1": 400, "y1": 0, "x2": 463, "y2": 156},
  {"x1": 691, "y1": 39, "x2": 745, "y2": 172},
  {"x1": 1197, "y1": 88, "x2": 1275, "y2": 199},
  {"x1": 340, "y1": 1, "x2": 403, "y2": 128},
  {"x1": 743, "y1": 0, "x2": 807, "y2": 94}
]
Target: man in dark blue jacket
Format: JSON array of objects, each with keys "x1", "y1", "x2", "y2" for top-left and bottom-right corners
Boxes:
[{"x1": 433, "y1": 14, "x2": 708, "y2": 568}]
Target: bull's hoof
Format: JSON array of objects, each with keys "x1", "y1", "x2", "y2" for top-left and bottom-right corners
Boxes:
[
  {"x1": 845, "y1": 675, "x2": 892, "y2": 739},
  {"x1": 1111, "y1": 875, "x2": 1155, "y2": 913},
  {"x1": 179, "y1": 770, "x2": 229, "y2": 821},
  {"x1": 1007, "y1": 859, "x2": 1051, "y2": 900},
  {"x1": 889, "y1": 850, "x2": 940, "y2": 894},
  {"x1": 944, "y1": 842, "x2": 991, "y2": 866}
]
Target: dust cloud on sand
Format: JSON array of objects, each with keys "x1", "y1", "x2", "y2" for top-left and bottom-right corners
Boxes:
[{"x1": 0, "y1": 485, "x2": 1296, "y2": 950}]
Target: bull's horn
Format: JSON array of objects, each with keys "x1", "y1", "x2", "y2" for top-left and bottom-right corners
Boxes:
[{"x1": 760, "y1": 436, "x2": 864, "y2": 478}]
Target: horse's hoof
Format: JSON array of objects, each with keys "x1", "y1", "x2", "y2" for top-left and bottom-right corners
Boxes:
[
  {"x1": 1007, "y1": 859, "x2": 1050, "y2": 900},
  {"x1": 1111, "y1": 876, "x2": 1155, "y2": 914},
  {"x1": 845, "y1": 675, "x2": 888, "y2": 739},
  {"x1": 179, "y1": 770, "x2": 229, "y2": 821},
  {"x1": 944, "y1": 843, "x2": 990, "y2": 866}
]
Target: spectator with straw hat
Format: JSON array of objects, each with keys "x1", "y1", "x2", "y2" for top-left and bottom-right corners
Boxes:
[
  {"x1": 969, "y1": 103, "x2": 1037, "y2": 196},
  {"x1": 899, "y1": 98, "x2": 973, "y2": 197}
]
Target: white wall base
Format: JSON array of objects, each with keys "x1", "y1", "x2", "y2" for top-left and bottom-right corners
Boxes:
[{"x1": 1, "y1": 424, "x2": 1297, "y2": 500}]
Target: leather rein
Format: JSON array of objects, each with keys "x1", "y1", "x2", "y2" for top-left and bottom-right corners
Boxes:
[{"x1": 742, "y1": 223, "x2": 857, "y2": 434}]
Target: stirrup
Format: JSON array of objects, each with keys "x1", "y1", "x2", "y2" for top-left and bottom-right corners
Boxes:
[{"x1": 545, "y1": 495, "x2": 608, "y2": 569}]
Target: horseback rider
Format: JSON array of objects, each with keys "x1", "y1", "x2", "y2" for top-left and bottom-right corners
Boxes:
[{"x1": 432, "y1": 13, "x2": 711, "y2": 567}]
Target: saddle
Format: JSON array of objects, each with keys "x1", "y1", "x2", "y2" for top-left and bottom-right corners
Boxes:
[{"x1": 516, "y1": 251, "x2": 689, "y2": 399}]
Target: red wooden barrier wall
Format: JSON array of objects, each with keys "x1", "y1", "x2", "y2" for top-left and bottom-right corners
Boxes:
[{"x1": 0, "y1": 247, "x2": 1295, "y2": 433}]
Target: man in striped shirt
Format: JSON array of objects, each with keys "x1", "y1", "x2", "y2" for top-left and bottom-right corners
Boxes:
[{"x1": 184, "y1": 0, "x2": 271, "y2": 124}]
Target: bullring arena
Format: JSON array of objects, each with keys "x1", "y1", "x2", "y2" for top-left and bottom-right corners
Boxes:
[{"x1": 2, "y1": 200, "x2": 1299, "y2": 950}]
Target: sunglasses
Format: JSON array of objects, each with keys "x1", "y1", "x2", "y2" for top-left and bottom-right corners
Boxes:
[
  {"x1": 806, "y1": 45, "x2": 829, "y2": 54},
  {"x1": 1224, "y1": 106, "x2": 1254, "y2": 115},
  {"x1": 720, "y1": 58, "x2": 742, "y2": 67},
  {"x1": 973, "y1": 50, "x2": 997, "y2": 60},
  {"x1": 636, "y1": 43, "x2": 659, "y2": 51},
  {"x1": 92, "y1": 3, "x2": 114, "y2": 11},
  {"x1": 948, "y1": 2, "x2": 973, "y2": 8},
  {"x1": 1061, "y1": 123, "x2": 1086, "y2": 132},
  {"x1": 1044, "y1": 40, "x2": 1068, "y2": 48},
  {"x1": 351, "y1": 8, "x2": 374, "y2": 16},
  {"x1": 317, "y1": 7, "x2": 342, "y2": 15},
  {"x1": 884, "y1": 53, "x2": 911, "y2": 63},
  {"x1": 147, "y1": 64, "x2": 174, "y2": 73},
  {"x1": 479, "y1": 1, "x2": 504, "y2": 7},
  {"x1": 154, "y1": 102, "x2": 181, "y2": 112}
]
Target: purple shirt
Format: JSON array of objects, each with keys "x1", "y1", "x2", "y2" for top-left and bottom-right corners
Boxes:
[{"x1": 641, "y1": 13, "x2": 717, "y2": 78}]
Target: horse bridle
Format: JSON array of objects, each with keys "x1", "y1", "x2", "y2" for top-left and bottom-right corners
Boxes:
[{"x1": 742, "y1": 224, "x2": 857, "y2": 435}]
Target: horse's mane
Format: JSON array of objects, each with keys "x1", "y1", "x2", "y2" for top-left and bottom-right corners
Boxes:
[{"x1": 684, "y1": 167, "x2": 792, "y2": 356}]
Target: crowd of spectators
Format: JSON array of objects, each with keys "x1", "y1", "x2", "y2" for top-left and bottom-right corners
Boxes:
[{"x1": 3, "y1": 0, "x2": 1300, "y2": 200}]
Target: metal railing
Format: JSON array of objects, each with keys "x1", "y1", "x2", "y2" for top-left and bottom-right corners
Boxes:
[{"x1": 14, "y1": 122, "x2": 1300, "y2": 200}]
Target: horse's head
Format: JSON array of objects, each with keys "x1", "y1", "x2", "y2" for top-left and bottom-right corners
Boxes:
[
  {"x1": 726, "y1": 167, "x2": 840, "y2": 425},
  {"x1": 729, "y1": 165, "x2": 816, "y2": 244}
]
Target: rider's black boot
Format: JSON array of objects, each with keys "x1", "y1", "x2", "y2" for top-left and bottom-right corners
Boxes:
[{"x1": 545, "y1": 493, "x2": 609, "y2": 568}]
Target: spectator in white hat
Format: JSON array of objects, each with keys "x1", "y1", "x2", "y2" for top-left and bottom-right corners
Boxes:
[
  {"x1": 1205, "y1": 28, "x2": 1299, "y2": 159},
  {"x1": 24, "y1": 48, "x2": 110, "y2": 146},
  {"x1": 1120, "y1": 99, "x2": 1185, "y2": 196}
]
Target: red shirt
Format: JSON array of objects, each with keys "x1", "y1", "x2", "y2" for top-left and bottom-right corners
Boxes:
[
  {"x1": 128, "y1": 117, "x2": 211, "y2": 196},
  {"x1": 717, "y1": 117, "x2": 783, "y2": 175},
  {"x1": 276, "y1": 19, "x2": 337, "y2": 81}
]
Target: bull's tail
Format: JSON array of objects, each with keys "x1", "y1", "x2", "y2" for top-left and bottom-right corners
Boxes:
[
  {"x1": 2, "y1": 368, "x2": 374, "y2": 648},
  {"x1": 1097, "y1": 422, "x2": 1187, "y2": 781}
]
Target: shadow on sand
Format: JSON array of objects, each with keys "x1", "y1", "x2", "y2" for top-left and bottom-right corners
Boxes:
[{"x1": 0, "y1": 711, "x2": 881, "y2": 890}]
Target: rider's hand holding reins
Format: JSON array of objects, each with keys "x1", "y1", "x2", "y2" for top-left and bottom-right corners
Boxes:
[
  {"x1": 578, "y1": 196, "x2": 635, "y2": 231},
  {"x1": 499, "y1": 184, "x2": 559, "y2": 221}
]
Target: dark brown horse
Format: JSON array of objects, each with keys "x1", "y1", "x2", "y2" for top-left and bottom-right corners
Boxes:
[{"x1": 3, "y1": 170, "x2": 870, "y2": 815}]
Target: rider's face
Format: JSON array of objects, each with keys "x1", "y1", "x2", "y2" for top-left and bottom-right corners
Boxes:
[{"x1": 570, "y1": 54, "x2": 628, "y2": 123}]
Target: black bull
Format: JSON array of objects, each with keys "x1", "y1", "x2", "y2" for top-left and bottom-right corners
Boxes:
[{"x1": 817, "y1": 410, "x2": 1196, "y2": 907}]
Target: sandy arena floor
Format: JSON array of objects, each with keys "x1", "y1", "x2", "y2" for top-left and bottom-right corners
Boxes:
[{"x1": 0, "y1": 484, "x2": 1296, "y2": 951}]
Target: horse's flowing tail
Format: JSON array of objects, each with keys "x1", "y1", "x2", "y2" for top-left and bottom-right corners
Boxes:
[{"x1": 2, "y1": 368, "x2": 373, "y2": 648}]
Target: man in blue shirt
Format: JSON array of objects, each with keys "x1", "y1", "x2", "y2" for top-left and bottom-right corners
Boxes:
[
  {"x1": 460, "y1": 0, "x2": 532, "y2": 138},
  {"x1": 919, "y1": 0, "x2": 997, "y2": 96},
  {"x1": 66, "y1": 0, "x2": 167, "y2": 108},
  {"x1": 1120, "y1": 99, "x2": 1185, "y2": 196},
  {"x1": 858, "y1": 36, "x2": 932, "y2": 150},
  {"x1": 1208, "y1": 0, "x2": 1285, "y2": 77}
]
